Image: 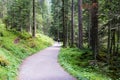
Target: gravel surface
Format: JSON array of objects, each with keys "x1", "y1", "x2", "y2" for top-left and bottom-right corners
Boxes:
[{"x1": 18, "y1": 43, "x2": 76, "y2": 80}]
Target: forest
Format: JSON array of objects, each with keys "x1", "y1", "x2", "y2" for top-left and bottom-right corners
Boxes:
[{"x1": 0, "y1": 0, "x2": 120, "y2": 80}]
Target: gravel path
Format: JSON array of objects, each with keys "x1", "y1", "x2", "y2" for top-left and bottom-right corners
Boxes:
[{"x1": 18, "y1": 43, "x2": 76, "y2": 80}]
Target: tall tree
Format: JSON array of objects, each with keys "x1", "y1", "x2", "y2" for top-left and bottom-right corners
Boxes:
[
  {"x1": 71, "y1": 0, "x2": 74, "y2": 47},
  {"x1": 5, "y1": 0, "x2": 32, "y2": 31},
  {"x1": 62, "y1": 0, "x2": 67, "y2": 47},
  {"x1": 32, "y1": 0, "x2": 36, "y2": 37},
  {"x1": 78, "y1": 0, "x2": 83, "y2": 49},
  {"x1": 90, "y1": 0, "x2": 98, "y2": 60}
]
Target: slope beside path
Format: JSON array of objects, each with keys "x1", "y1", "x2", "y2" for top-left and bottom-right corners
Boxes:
[{"x1": 18, "y1": 43, "x2": 76, "y2": 80}]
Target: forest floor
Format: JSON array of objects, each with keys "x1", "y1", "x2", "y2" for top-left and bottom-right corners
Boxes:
[{"x1": 18, "y1": 43, "x2": 76, "y2": 80}]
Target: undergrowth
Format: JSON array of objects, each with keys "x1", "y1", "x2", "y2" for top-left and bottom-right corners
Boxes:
[
  {"x1": 0, "y1": 21, "x2": 53, "y2": 80},
  {"x1": 58, "y1": 48, "x2": 112, "y2": 80}
]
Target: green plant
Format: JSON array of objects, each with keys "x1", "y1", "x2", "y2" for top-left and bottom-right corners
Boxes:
[
  {"x1": 58, "y1": 48, "x2": 111, "y2": 80},
  {"x1": 0, "y1": 55, "x2": 9, "y2": 67},
  {"x1": 0, "y1": 25, "x2": 53, "y2": 79}
]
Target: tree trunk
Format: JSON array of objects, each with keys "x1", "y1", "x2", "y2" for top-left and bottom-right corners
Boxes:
[
  {"x1": 62, "y1": 0, "x2": 67, "y2": 47},
  {"x1": 87, "y1": 7, "x2": 91, "y2": 48},
  {"x1": 107, "y1": 23, "x2": 111, "y2": 64},
  {"x1": 116, "y1": 25, "x2": 120, "y2": 54},
  {"x1": 71, "y1": 0, "x2": 74, "y2": 47},
  {"x1": 90, "y1": 0, "x2": 98, "y2": 61},
  {"x1": 32, "y1": 0, "x2": 36, "y2": 37},
  {"x1": 78, "y1": 0, "x2": 83, "y2": 49}
]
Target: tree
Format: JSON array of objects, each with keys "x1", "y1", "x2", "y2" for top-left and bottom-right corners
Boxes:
[
  {"x1": 71, "y1": 0, "x2": 74, "y2": 47},
  {"x1": 78, "y1": 0, "x2": 83, "y2": 49},
  {"x1": 32, "y1": 0, "x2": 36, "y2": 37},
  {"x1": 62, "y1": 0, "x2": 67, "y2": 47},
  {"x1": 4, "y1": 0, "x2": 32, "y2": 31},
  {"x1": 90, "y1": 0, "x2": 98, "y2": 61}
]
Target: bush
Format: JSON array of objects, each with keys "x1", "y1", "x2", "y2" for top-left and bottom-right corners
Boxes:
[
  {"x1": 0, "y1": 55, "x2": 9, "y2": 67},
  {"x1": 19, "y1": 31, "x2": 32, "y2": 39}
]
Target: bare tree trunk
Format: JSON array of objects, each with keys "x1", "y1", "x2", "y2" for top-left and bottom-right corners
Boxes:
[
  {"x1": 107, "y1": 23, "x2": 111, "y2": 64},
  {"x1": 62, "y1": 0, "x2": 65, "y2": 47},
  {"x1": 87, "y1": 7, "x2": 91, "y2": 48},
  {"x1": 32, "y1": 0, "x2": 36, "y2": 37},
  {"x1": 66, "y1": 20, "x2": 69, "y2": 46},
  {"x1": 90, "y1": 0, "x2": 98, "y2": 61},
  {"x1": 78, "y1": 0, "x2": 83, "y2": 49},
  {"x1": 116, "y1": 25, "x2": 120, "y2": 54},
  {"x1": 71, "y1": 0, "x2": 74, "y2": 47},
  {"x1": 62, "y1": 0, "x2": 67, "y2": 47}
]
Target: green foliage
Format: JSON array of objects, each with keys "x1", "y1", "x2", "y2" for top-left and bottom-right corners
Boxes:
[
  {"x1": 18, "y1": 31, "x2": 32, "y2": 39},
  {"x1": 5, "y1": 0, "x2": 31, "y2": 31},
  {"x1": 0, "y1": 24, "x2": 53, "y2": 79},
  {"x1": 0, "y1": 55, "x2": 9, "y2": 67},
  {"x1": 58, "y1": 48, "x2": 111, "y2": 80},
  {"x1": 36, "y1": 0, "x2": 51, "y2": 35},
  {"x1": 0, "y1": 67, "x2": 8, "y2": 80}
]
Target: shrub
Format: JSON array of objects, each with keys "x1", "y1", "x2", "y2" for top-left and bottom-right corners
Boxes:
[{"x1": 0, "y1": 55, "x2": 9, "y2": 67}]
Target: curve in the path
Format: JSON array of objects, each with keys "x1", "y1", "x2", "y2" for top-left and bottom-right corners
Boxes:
[{"x1": 18, "y1": 43, "x2": 76, "y2": 80}]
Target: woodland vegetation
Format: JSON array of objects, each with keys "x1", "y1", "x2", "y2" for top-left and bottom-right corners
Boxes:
[
  {"x1": 0, "y1": 0, "x2": 120, "y2": 80},
  {"x1": 51, "y1": 0, "x2": 120, "y2": 80},
  {"x1": 0, "y1": 0, "x2": 53, "y2": 79}
]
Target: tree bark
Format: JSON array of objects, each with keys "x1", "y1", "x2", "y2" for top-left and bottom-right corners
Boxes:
[
  {"x1": 116, "y1": 25, "x2": 120, "y2": 54},
  {"x1": 71, "y1": 0, "x2": 74, "y2": 47},
  {"x1": 32, "y1": 0, "x2": 36, "y2": 37},
  {"x1": 78, "y1": 0, "x2": 83, "y2": 49},
  {"x1": 62, "y1": 0, "x2": 67, "y2": 47},
  {"x1": 107, "y1": 23, "x2": 111, "y2": 64},
  {"x1": 90, "y1": 0, "x2": 98, "y2": 60},
  {"x1": 87, "y1": 7, "x2": 91, "y2": 48}
]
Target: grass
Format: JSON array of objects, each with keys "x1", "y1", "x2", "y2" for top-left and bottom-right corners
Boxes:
[
  {"x1": 0, "y1": 21, "x2": 53, "y2": 80},
  {"x1": 58, "y1": 48, "x2": 112, "y2": 80}
]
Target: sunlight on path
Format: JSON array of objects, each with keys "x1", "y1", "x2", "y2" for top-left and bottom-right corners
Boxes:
[
  {"x1": 53, "y1": 42, "x2": 62, "y2": 47},
  {"x1": 18, "y1": 43, "x2": 76, "y2": 80}
]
